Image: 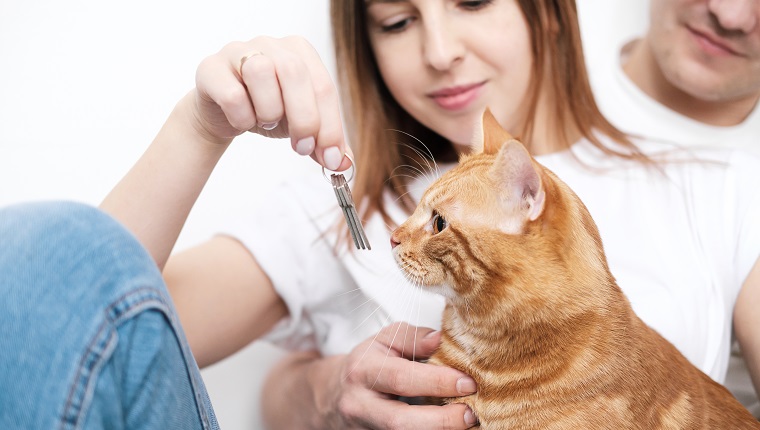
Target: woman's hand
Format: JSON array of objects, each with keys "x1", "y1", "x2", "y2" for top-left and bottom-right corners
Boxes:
[
  {"x1": 263, "y1": 322, "x2": 479, "y2": 429},
  {"x1": 188, "y1": 36, "x2": 352, "y2": 171}
]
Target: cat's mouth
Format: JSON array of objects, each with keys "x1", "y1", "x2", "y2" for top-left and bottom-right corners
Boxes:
[
  {"x1": 393, "y1": 245, "x2": 458, "y2": 300},
  {"x1": 393, "y1": 251, "x2": 430, "y2": 281}
]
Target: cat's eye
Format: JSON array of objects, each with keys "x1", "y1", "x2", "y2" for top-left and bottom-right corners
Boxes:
[{"x1": 432, "y1": 213, "x2": 448, "y2": 234}]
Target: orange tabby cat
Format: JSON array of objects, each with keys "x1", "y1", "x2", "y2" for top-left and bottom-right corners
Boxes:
[{"x1": 390, "y1": 110, "x2": 760, "y2": 429}]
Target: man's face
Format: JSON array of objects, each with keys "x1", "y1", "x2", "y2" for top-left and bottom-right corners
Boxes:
[{"x1": 647, "y1": 0, "x2": 760, "y2": 102}]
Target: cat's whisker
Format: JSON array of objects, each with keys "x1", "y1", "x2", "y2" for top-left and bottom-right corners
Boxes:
[
  {"x1": 369, "y1": 319, "x2": 409, "y2": 391},
  {"x1": 343, "y1": 286, "x2": 410, "y2": 384},
  {"x1": 349, "y1": 304, "x2": 385, "y2": 335},
  {"x1": 388, "y1": 130, "x2": 441, "y2": 178},
  {"x1": 386, "y1": 170, "x2": 434, "y2": 206},
  {"x1": 396, "y1": 274, "x2": 422, "y2": 359},
  {"x1": 333, "y1": 287, "x2": 363, "y2": 298},
  {"x1": 392, "y1": 190, "x2": 415, "y2": 206},
  {"x1": 411, "y1": 274, "x2": 425, "y2": 364},
  {"x1": 349, "y1": 297, "x2": 376, "y2": 314},
  {"x1": 342, "y1": 317, "x2": 394, "y2": 383},
  {"x1": 386, "y1": 171, "x2": 422, "y2": 192},
  {"x1": 388, "y1": 165, "x2": 422, "y2": 179},
  {"x1": 392, "y1": 164, "x2": 430, "y2": 182},
  {"x1": 387, "y1": 167, "x2": 436, "y2": 197},
  {"x1": 348, "y1": 268, "x2": 414, "y2": 340}
]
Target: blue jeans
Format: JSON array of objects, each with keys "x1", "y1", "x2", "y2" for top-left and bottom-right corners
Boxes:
[{"x1": 0, "y1": 202, "x2": 219, "y2": 430}]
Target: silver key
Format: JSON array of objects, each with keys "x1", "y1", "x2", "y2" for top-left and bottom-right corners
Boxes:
[{"x1": 331, "y1": 173, "x2": 371, "y2": 250}]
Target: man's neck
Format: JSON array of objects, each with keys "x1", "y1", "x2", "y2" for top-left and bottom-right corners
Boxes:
[{"x1": 622, "y1": 38, "x2": 759, "y2": 127}]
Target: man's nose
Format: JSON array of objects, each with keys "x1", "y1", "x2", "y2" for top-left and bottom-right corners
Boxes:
[{"x1": 707, "y1": 0, "x2": 758, "y2": 34}]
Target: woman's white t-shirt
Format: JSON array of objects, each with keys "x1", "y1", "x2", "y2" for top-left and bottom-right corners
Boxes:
[{"x1": 223, "y1": 138, "x2": 760, "y2": 386}]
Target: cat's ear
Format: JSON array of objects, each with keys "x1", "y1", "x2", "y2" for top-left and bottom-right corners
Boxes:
[
  {"x1": 491, "y1": 139, "x2": 545, "y2": 222},
  {"x1": 471, "y1": 108, "x2": 514, "y2": 155}
]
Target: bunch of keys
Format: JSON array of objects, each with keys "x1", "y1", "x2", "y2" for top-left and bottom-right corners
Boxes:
[{"x1": 324, "y1": 155, "x2": 371, "y2": 250}]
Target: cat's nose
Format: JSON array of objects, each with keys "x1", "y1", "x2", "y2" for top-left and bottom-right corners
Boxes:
[{"x1": 390, "y1": 235, "x2": 400, "y2": 249}]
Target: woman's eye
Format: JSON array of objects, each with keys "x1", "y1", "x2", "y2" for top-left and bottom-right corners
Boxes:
[
  {"x1": 432, "y1": 213, "x2": 448, "y2": 234},
  {"x1": 459, "y1": 0, "x2": 493, "y2": 11},
  {"x1": 381, "y1": 17, "x2": 413, "y2": 33}
]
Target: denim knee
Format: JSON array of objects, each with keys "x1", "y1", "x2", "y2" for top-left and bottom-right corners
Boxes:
[
  {"x1": 1, "y1": 201, "x2": 161, "y2": 284},
  {"x1": 0, "y1": 201, "x2": 218, "y2": 429}
]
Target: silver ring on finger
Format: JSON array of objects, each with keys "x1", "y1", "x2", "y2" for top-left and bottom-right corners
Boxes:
[{"x1": 239, "y1": 51, "x2": 264, "y2": 77}]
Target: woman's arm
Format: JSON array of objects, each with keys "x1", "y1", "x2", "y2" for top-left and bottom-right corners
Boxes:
[
  {"x1": 100, "y1": 37, "x2": 350, "y2": 270},
  {"x1": 99, "y1": 37, "x2": 350, "y2": 363},
  {"x1": 100, "y1": 94, "x2": 227, "y2": 270},
  {"x1": 101, "y1": 98, "x2": 288, "y2": 365},
  {"x1": 734, "y1": 256, "x2": 760, "y2": 397},
  {"x1": 262, "y1": 323, "x2": 479, "y2": 430},
  {"x1": 163, "y1": 236, "x2": 287, "y2": 367}
]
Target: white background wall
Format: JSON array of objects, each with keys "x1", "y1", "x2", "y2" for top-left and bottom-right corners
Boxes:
[{"x1": 0, "y1": 1, "x2": 647, "y2": 428}]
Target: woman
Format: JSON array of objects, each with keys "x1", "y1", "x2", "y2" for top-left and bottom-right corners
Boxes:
[
  {"x1": 157, "y1": 0, "x2": 758, "y2": 428},
  {"x1": 229, "y1": 0, "x2": 758, "y2": 428},
  {"x1": 3, "y1": 0, "x2": 758, "y2": 428}
]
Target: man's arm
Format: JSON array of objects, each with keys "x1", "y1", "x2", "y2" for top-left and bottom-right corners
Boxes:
[{"x1": 734, "y1": 256, "x2": 760, "y2": 397}]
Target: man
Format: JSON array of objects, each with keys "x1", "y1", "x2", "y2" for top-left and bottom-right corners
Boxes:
[
  {"x1": 587, "y1": 0, "x2": 759, "y2": 148},
  {"x1": 583, "y1": 0, "x2": 760, "y2": 415}
]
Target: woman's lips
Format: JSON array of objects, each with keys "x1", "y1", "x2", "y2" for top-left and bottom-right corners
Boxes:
[{"x1": 428, "y1": 82, "x2": 485, "y2": 111}]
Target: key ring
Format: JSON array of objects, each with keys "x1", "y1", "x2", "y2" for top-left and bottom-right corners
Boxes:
[
  {"x1": 322, "y1": 153, "x2": 355, "y2": 183},
  {"x1": 322, "y1": 152, "x2": 370, "y2": 250}
]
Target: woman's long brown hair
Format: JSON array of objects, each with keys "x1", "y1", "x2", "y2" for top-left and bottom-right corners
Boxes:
[{"x1": 330, "y1": 0, "x2": 647, "y2": 231}]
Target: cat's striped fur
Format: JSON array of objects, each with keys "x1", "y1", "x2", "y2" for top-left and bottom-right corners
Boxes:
[{"x1": 390, "y1": 110, "x2": 759, "y2": 429}]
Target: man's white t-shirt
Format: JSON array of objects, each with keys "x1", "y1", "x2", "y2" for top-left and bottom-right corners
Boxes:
[
  {"x1": 224, "y1": 137, "x2": 760, "y2": 391},
  {"x1": 589, "y1": 40, "x2": 760, "y2": 153},
  {"x1": 588, "y1": 37, "x2": 760, "y2": 414}
]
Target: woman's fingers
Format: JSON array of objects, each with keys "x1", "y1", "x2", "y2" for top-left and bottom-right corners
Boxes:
[
  {"x1": 345, "y1": 348, "x2": 477, "y2": 399},
  {"x1": 289, "y1": 38, "x2": 348, "y2": 170},
  {"x1": 357, "y1": 399, "x2": 477, "y2": 430},
  {"x1": 220, "y1": 36, "x2": 349, "y2": 170},
  {"x1": 195, "y1": 46, "x2": 258, "y2": 141},
  {"x1": 373, "y1": 321, "x2": 442, "y2": 359},
  {"x1": 344, "y1": 322, "x2": 478, "y2": 399},
  {"x1": 357, "y1": 356, "x2": 477, "y2": 399},
  {"x1": 238, "y1": 51, "x2": 284, "y2": 131},
  {"x1": 270, "y1": 36, "x2": 347, "y2": 170}
]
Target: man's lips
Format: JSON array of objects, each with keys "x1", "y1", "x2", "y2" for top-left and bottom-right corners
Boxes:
[{"x1": 688, "y1": 26, "x2": 744, "y2": 57}]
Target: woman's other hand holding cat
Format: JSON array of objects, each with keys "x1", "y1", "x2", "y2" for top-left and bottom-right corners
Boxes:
[
  {"x1": 262, "y1": 322, "x2": 479, "y2": 429},
  {"x1": 188, "y1": 36, "x2": 352, "y2": 172}
]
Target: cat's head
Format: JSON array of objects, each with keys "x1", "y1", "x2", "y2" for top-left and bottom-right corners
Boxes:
[{"x1": 391, "y1": 109, "x2": 609, "y2": 319}]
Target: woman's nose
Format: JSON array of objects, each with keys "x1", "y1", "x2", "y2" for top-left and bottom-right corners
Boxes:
[{"x1": 422, "y1": 18, "x2": 465, "y2": 71}]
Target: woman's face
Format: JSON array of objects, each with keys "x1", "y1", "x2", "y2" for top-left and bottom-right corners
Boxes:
[{"x1": 365, "y1": 0, "x2": 533, "y2": 147}]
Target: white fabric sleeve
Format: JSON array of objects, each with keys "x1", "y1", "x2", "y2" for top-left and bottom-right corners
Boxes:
[
  {"x1": 730, "y1": 151, "x2": 760, "y2": 288},
  {"x1": 219, "y1": 180, "x2": 320, "y2": 352}
]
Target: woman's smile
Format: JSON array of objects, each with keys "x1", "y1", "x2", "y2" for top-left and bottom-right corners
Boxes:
[{"x1": 427, "y1": 81, "x2": 487, "y2": 111}]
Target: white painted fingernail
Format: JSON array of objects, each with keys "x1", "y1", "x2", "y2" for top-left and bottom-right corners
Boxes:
[
  {"x1": 464, "y1": 407, "x2": 478, "y2": 426},
  {"x1": 323, "y1": 146, "x2": 343, "y2": 171},
  {"x1": 295, "y1": 137, "x2": 315, "y2": 156},
  {"x1": 259, "y1": 121, "x2": 278, "y2": 130},
  {"x1": 423, "y1": 330, "x2": 440, "y2": 340},
  {"x1": 457, "y1": 377, "x2": 477, "y2": 394}
]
